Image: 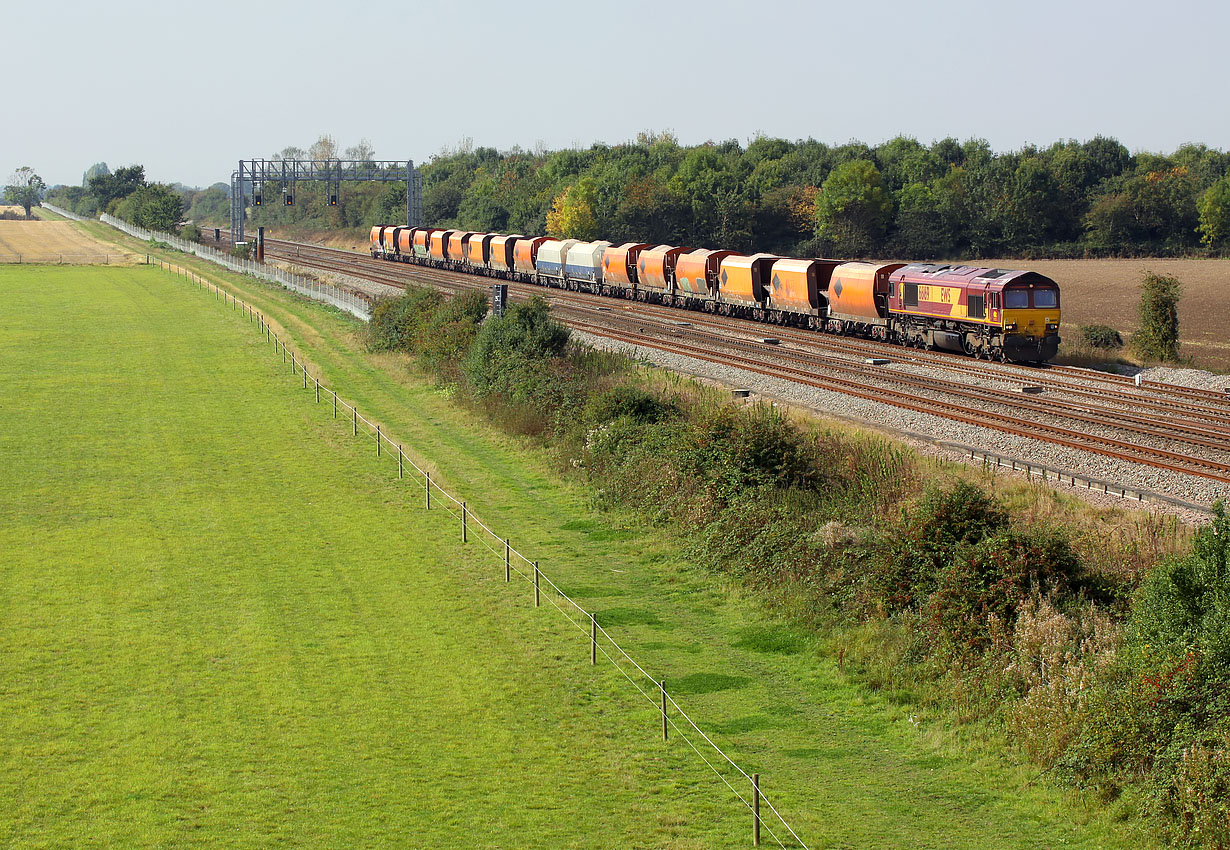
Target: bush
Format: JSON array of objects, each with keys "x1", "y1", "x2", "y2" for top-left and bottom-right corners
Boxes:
[
  {"x1": 418, "y1": 290, "x2": 488, "y2": 366},
  {"x1": 1079, "y1": 324, "x2": 1123, "y2": 350},
  {"x1": 924, "y1": 528, "x2": 1088, "y2": 653},
  {"x1": 1062, "y1": 503, "x2": 1230, "y2": 843},
  {"x1": 231, "y1": 243, "x2": 251, "y2": 260},
  {"x1": 1131, "y1": 270, "x2": 1182, "y2": 362},
  {"x1": 584, "y1": 384, "x2": 675, "y2": 425},
  {"x1": 366, "y1": 287, "x2": 443, "y2": 353},
  {"x1": 464, "y1": 297, "x2": 570, "y2": 403},
  {"x1": 180, "y1": 222, "x2": 201, "y2": 243}
]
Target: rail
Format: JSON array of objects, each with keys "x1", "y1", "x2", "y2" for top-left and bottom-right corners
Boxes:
[{"x1": 151, "y1": 258, "x2": 808, "y2": 849}]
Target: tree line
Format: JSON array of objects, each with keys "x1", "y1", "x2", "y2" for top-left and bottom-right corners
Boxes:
[
  {"x1": 416, "y1": 133, "x2": 1230, "y2": 259},
  {"x1": 40, "y1": 132, "x2": 1230, "y2": 258},
  {"x1": 45, "y1": 163, "x2": 187, "y2": 233}
]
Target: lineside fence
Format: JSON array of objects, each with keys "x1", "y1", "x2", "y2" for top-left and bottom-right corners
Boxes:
[
  {"x1": 152, "y1": 258, "x2": 809, "y2": 849},
  {"x1": 0, "y1": 253, "x2": 138, "y2": 265},
  {"x1": 39, "y1": 202, "x2": 86, "y2": 221},
  {"x1": 100, "y1": 213, "x2": 372, "y2": 320}
]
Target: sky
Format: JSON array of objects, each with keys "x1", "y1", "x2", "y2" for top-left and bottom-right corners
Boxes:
[{"x1": 6, "y1": 0, "x2": 1227, "y2": 189}]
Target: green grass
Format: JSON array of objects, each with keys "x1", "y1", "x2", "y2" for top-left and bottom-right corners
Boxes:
[{"x1": 0, "y1": 256, "x2": 1164, "y2": 848}]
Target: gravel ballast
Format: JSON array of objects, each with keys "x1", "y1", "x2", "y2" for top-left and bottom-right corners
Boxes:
[{"x1": 572, "y1": 330, "x2": 1226, "y2": 524}]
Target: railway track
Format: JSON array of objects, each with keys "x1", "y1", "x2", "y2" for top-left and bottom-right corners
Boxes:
[{"x1": 205, "y1": 230, "x2": 1230, "y2": 489}]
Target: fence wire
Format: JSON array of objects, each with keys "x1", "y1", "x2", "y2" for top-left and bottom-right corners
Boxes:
[{"x1": 149, "y1": 257, "x2": 809, "y2": 849}]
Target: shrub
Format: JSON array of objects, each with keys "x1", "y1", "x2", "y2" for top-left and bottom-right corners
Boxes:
[
  {"x1": 464, "y1": 297, "x2": 570, "y2": 403},
  {"x1": 1062, "y1": 503, "x2": 1230, "y2": 843},
  {"x1": 180, "y1": 222, "x2": 201, "y2": 243},
  {"x1": 366, "y1": 287, "x2": 443, "y2": 353},
  {"x1": 585, "y1": 384, "x2": 675, "y2": 425},
  {"x1": 1131, "y1": 270, "x2": 1182, "y2": 362},
  {"x1": 417, "y1": 290, "x2": 488, "y2": 366},
  {"x1": 1079, "y1": 323, "x2": 1123, "y2": 349},
  {"x1": 231, "y1": 243, "x2": 251, "y2": 260},
  {"x1": 872, "y1": 482, "x2": 1008, "y2": 611},
  {"x1": 924, "y1": 527, "x2": 1088, "y2": 653}
]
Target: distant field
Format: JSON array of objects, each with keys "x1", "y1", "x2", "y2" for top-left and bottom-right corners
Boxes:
[
  {"x1": 0, "y1": 220, "x2": 142, "y2": 264},
  {"x1": 979, "y1": 256, "x2": 1230, "y2": 371}
]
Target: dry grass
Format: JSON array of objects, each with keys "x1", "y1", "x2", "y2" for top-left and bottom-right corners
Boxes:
[
  {"x1": 979, "y1": 257, "x2": 1230, "y2": 372},
  {"x1": 0, "y1": 220, "x2": 143, "y2": 264}
]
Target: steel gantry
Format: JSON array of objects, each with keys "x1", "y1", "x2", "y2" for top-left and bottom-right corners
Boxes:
[{"x1": 228, "y1": 159, "x2": 422, "y2": 244}]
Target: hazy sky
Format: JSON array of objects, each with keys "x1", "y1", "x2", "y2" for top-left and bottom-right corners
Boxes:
[{"x1": 7, "y1": 0, "x2": 1227, "y2": 188}]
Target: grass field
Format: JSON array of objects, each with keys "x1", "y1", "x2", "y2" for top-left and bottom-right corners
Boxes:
[
  {"x1": 0, "y1": 256, "x2": 1168, "y2": 847},
  {"x1": 0, "y1": 220, "x2": 143, "y2": 264}
]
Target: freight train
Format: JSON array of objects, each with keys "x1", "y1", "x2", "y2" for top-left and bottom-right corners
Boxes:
[{"x1": 369, "y1": 225, "x2": 1062, "y2": 363}]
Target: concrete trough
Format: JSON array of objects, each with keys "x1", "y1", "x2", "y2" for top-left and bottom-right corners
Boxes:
[
  {"x1": 759, "y1": 337, "x2": 780, "y2": 345},
  {"x1": 731, "y1": 389, "x2": 752, "y2": 398},
  {"x1": 1020, "y1": 385, "x2": 1044, "y2": 394},
  {"x1": 864, "y1": 357, "x2": 890, "y2": 365}
]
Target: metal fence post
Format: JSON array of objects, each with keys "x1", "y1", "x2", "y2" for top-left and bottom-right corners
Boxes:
[
  {"x1": 504, "y1": 539, "x2": 510, "y2": 582},
  {"x1": 353, "y1": 406, "x2": 358, "y2": 436},
  {"x1": 661, "y1": 681, "x2": 668, "y2": 741},
  {"x1": 534, "y1": 562, "x2": 540, "y2": 607},
  {"x1": 376, "y1": 425, "x2": 382, "y2": 456},
  {"x1": 591, "y1": 613, "x2": 597, "y2": 665},
  {"x1": 425, "y1": 472, "x2": 431, "y2": 509},
  {"x1": 398, "y1": 446, "x2": 403, "y2": 479},
  {"x1": 753, "y1": 774, "x2": 761, "y2": 847},
  {"x1": 462, "y1": 501, "x2": 468, "y2": 543},
  {"x1": 333, "y1": 390, "x2": 337, "y2": 418},
  {"x1": 315, "y1": 378, "x2": 320, "y2": 403}
]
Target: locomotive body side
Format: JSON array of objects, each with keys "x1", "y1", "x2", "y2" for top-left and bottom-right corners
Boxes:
[{"x1": 888, "y1": 265, "x2": 1061, "y2": 360}]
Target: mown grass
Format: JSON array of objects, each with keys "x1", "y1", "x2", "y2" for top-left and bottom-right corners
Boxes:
[{"x1": 0, "y1": 249, "x2": 1165, "y2": 847}]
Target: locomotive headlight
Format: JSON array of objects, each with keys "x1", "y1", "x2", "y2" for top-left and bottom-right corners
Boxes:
[
  {"x1": 1046, "y1": 322, "x2": 1059, "y2": 331},
  {"x1": 1005, "y1": 322, "x2": 1017, "y2": 331}
]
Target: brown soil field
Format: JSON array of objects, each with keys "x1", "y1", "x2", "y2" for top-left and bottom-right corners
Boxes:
[
  {"x1": 979, "y1": 257, "x2": 1230, "y2": 372},
  {"x1": 0, "y1": 221, "x2": 142, "y2": 264}
]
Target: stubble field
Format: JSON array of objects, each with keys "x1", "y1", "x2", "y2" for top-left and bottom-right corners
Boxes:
[{"x1": 0, "y1": 220, "x2": 143, "y2": 264}]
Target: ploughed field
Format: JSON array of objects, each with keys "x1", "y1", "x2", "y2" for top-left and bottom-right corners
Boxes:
[
  {"x1": 978, "y1": 256, "x2": 1230, "y2": 372},
  {"x1": 0, "y1": 220, "x2": 143, "y2": 264},
  {"x1": 0, "y1": 262, "x2": 1162, "y2": 848}
]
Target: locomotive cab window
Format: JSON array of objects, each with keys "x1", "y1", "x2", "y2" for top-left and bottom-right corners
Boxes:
[
  {"x1": 1003, "y1": 288, "x2": 1029, "y2": 309},
  {"x1": 1033, "y1": 287, "x2": 1059, "y2": 308}
]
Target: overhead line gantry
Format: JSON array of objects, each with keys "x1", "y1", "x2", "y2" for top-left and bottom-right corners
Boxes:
[{"x1": 229, "y1": 158, "x2": 422, "y2": 244}]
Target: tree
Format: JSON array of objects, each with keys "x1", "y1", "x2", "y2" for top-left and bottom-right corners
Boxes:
[
  {"x1": 5, "y1": 167, "x2": 45, "y2": 217},
  {"x1": 82, "y1": 162, "x2": 109, "y2": 188},
  {"x1": 1197, "y1": 177, "x2": 1230, "y2": 248},
  {"x1": 343, "y1": 139, "x2": 375, "y2": 163},
  {"x1": 309, "y1": 135, "x2": 338, "y2": 162},
  {"x1": 115, "y1": 183, "x2": 184, "y2": 232},
  {"x1": 814, "y1": 159, "x2": 893, "y2": 256},
  {"x1": 89, "y1": 164, "x2": 145, "y2": 209},
  {"x1": 545, "y1": 179, "x2": 599, "y2": 240},
  {"x1": 1131, "y1": 270, "x2": 1182, "y2": 361}
]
